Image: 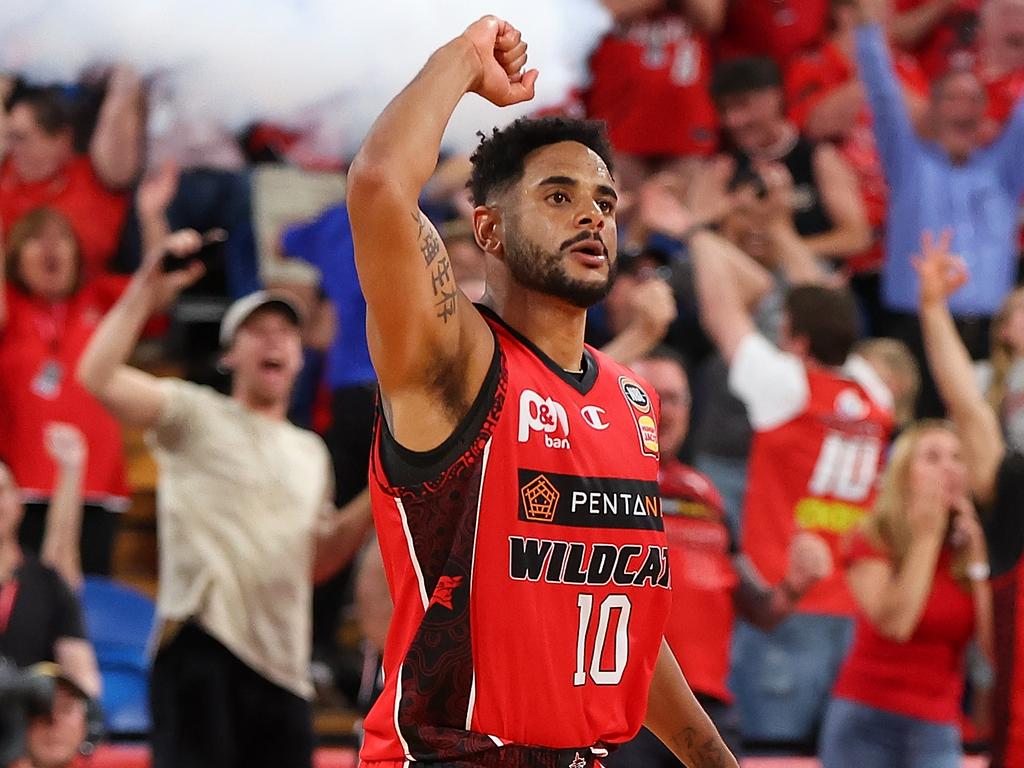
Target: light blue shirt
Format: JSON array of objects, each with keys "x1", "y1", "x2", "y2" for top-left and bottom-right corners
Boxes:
[{"x1": 856, "y1": 24, "x2": 1024, "y2": 316}]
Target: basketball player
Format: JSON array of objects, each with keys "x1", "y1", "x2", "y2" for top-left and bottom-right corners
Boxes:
[{"x1": 347, "y1": 14, "x2": 737, "y2": 768}]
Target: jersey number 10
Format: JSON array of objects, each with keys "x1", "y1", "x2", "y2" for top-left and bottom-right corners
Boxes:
[
  {"x1": 574, "y1": 594, "x2": 632, "y2": 686},
  {"x1": 807, "y1": 433, "x2": 882, "y2": 502}
]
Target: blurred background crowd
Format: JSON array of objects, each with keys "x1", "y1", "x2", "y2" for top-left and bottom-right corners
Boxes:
[{"x1": 2, "y1": 0, "x2": 1024, "y2": 765}]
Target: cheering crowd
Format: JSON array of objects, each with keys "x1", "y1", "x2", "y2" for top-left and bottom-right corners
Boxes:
[{"x1": 2, "y1": 0, "x2": 1024, "y2": 765}]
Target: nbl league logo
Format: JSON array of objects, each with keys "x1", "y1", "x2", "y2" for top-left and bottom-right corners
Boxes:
[{"x1": 619, "y1": 377, "x2": 659, "y2": 458}]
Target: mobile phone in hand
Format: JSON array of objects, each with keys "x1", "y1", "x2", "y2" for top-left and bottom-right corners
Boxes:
[{"x1": 161, "y1": 228, "x2": 229, "y2": 273}]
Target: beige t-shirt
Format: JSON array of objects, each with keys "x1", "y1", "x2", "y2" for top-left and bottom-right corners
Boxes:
[{"x1": 147, "y1": 379, "x2": 332, "y2": 699}]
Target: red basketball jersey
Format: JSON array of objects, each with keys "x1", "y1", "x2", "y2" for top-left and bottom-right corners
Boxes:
[
  {"x1": 742, "y1": 367, "x2": 893, "y2": 616},
  {"x1": 584, "y1": 14, "x2": 717, "y2": 157},
  {"x1": 360, "y1": 309, "x2": 672, "y2": 766},
  {"x1": 660, "y1": 459, "x2": 737, "y2": 704}
]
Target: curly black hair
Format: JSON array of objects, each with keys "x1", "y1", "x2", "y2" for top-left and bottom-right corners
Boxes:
[{"x1": 468, "y1": 116, "x2": 614, "y2": 207}]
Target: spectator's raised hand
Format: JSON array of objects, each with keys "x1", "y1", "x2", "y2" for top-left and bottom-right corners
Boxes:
[
  {"x1": 137, "y1": 161, "x2": 180, "y2": 221},
  {"x1": 638, "y1": 157, "x2": 739, "y2": 239},
  {"x1": 44, "y1": 423, "x2": 88, "y2": 472},
  {"x1": 752, "y1": 161, "x2": 797, "y2": 225},
  {"x1": 462, "y1": 17, "x2": 538, "y2": 107},
  {"x1": 854, "y1": 0, "x2": 887, "y2": 24},
  {"x1": 785, "y1": 531, "x2": 833, "y2": 595},
  {"x1": 629, "y1": 277, "x2": 678, "y2": 337},
  {"x1": 687, "y1": 155, "x2": 743, "y2": 226},
  {"x1": 912, "y1": 229, "x2": 969, "y2": 305},
  {"x1": 638, "y1": 176, "x2": 698, "y2": 239},
  {"x1": 135, "y1": 229, "x2": 207, "y2": 310}
]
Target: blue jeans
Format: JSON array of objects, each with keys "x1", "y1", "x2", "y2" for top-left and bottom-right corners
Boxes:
[
  {"x1": 693, "y1": 453, "x2": 748, "y2": 545},
  {"x1": 729, "y1": 613, "x2": 854, "y2": 744},
  {"x1": 819, "y1": 697, "x2": 962, "y2": 768}
]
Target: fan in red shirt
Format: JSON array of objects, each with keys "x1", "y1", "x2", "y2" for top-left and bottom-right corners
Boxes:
[
  {"x1": 914, "y1": 229, "x2": 1024, "y2": 768},
  {"x1": 785, "y1": 0, "x2": 928, "y2": 292},
  {"x1": 583, "y1": 3, "x2": 721, "y2": 193},
  {"x1": 0, "y1": 207, "x2": 132, "y2": 575},
  {"x1": 892, "y1": 0, "x2": 981, "y2": 79},
  {"x1": 717, "y1": 0, "x2": 829, "y2": 68},
  {"x1": 1, "y1": 73, "x2": 143, "y2": 278},
  {"x1": 973, "y1": 0, "x2": 1024, "y2": 135},
  {"x1": 819, "y1": 420, "x2": 991, "y2": 768},
  {"x1": 604, "y1": 347, "x2": 833, "y2": 768},
  {"x1": 689, "y1": 210, "x2": 898, "y2": 744}
]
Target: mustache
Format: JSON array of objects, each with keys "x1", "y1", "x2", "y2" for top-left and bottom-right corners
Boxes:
[{"x1": 559, "y1": 231, "x2": 608, "y2": 255}]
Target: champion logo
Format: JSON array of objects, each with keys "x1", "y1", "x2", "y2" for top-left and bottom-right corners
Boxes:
[
  {"x1": 519, "y1": 389, "x2": 571, "y2": 449},
  {"x1": 569, "y1": 753, "x2": 587, "y2": 768},
  {"x1": 580, "y1": 405, "x2": 609, "y2": 430}
]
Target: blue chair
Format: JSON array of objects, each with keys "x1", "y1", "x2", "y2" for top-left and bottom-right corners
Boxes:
[{"x1": 81, "y1": 577, "x2": 156, "y2": 735}]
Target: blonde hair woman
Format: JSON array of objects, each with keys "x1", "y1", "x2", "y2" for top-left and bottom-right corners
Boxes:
[
  {"x1": 819, "y1": 421, "x2": 993, "y2": 768},
  {"x1": 978, "y1": 287, "x2": 1024, "y2": 453}
]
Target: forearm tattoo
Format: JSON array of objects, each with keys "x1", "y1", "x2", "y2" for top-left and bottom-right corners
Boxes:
[
  {"x1": 413, "y1": 211, "x2": 457, "y2": 323},
  {"x1": 672, "y1": 727, "x2": 730, "y2": 768}
]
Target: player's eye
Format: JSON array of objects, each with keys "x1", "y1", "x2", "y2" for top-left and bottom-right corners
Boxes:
[
  {"x1": 548, "y1": 191, "x2": 570, "y2": 205},
  {"x1": 597, "y1": 199, "x2": 615, "y2": 214}
]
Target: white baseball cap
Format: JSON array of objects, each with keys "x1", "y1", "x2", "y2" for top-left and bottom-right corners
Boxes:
[{"x1": 219, "y1": 290, "x2": 303, "y2": 348}]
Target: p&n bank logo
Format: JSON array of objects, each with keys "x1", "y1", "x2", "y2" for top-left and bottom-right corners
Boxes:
[{"x1": 518, "y1": 389, "x2": 570, "y2": 449}]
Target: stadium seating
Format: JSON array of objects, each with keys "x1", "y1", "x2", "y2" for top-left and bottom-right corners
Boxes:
[{"x1": 81, "y1": 577, "x2": 157, "y2": 735}]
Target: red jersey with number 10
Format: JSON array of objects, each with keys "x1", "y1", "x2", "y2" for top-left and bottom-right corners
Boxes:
[
  {"x1": 360, "y1": 309, "x2": 671, "y2": 766},
  {"x1": 743, "y1": 367, "x2": 893, "y2": 616}
]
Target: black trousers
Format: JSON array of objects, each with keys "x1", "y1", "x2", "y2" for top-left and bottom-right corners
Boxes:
[
  {"x1": 18, "y1": 501, "x2": 116, "y2": 576},
  {"x1": 150, "y1": 623, "x2": 314, "y2": 768},
  {"x1": 312, "y1": 383, "x2": 378, "y2": 651},
  {"x1": 883, "y1": 310, "x2": 992, "y2": 420}
]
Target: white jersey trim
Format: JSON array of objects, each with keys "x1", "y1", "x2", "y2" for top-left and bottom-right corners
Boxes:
[
  {"x1": 394, "y1": 662, "x2": 415, "y2": 762},
  {"x1": 465, "y1": 437, "x2": 493, "y2": 731},
  {"x1": 395, "y1": 496, "x2": 430, "y2": 610}
]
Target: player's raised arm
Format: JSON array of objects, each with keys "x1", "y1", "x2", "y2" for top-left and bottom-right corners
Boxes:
[{"x1": 347, "y1": 16, "x2": 538, "y2": 450}]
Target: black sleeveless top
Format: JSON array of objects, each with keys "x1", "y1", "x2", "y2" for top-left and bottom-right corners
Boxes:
[{"x1": 731, "y1": 133, "x2": 833, "y2": 238}]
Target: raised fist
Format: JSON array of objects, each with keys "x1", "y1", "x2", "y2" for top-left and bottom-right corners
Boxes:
[{"x1": 461, "y1": 16, "x2": 539, "y2": 107}]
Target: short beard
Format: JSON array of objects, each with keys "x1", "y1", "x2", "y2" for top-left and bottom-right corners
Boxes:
[{"x1": 503, "y1": 231, "x2": 617, "y2": 309}]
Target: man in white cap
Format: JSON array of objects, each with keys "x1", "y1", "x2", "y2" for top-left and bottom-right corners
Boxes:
[{"x1": 76, "y1": 230, "x2": 373, "y2": 768}]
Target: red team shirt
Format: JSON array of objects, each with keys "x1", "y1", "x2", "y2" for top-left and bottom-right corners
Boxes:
[
  {"x1": 584, "y1": 13, "x2": 717, "y2": 157},
  {"x1": 717, "y1": 0, "x2": 829, "y2": 67},
  {"x1": 786, "y1": 42, "x2": 929, "y2": 273},
  {"x1": 0, "y1": 278, "x2": 131, "y2": 506},
  {"x1": 833, "y1": 531, "x2": 975, "y2": 723},
  {"x1": 894, "y1": 0, "x2": 981, "y2": 79},
  {"x1": 362, "y1": 310, "x2": 671, "y2": 766},
  {"x1": 660, "y1": 458, "x2": 736, "y2": 704},
  {"x1": 732, "y1": 337, "x2": 894, "y2": 616}
]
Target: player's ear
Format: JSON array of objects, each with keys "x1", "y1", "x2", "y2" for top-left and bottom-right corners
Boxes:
[{"x1": 473, "y1": 205, "x2": 505, "y2": 260}]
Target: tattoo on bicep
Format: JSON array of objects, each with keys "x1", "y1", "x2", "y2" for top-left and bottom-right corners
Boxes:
[
  {"x1": 413, "y1": 211, "x2": 441, "y2": 267},
  {"x1": 413, "y1": 211, "x2": 458, "y2": 323},
  {"x1": 672, "y1": 727, "x2": 729, "y2": 768}
]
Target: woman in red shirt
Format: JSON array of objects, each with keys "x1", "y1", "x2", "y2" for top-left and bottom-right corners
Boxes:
[
  {"x1": 0, "y1": 207, "x2": 132, "y2": 576},
  {"x1": 819, "y1": 420, "x2": 993, "y2": 768}
]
